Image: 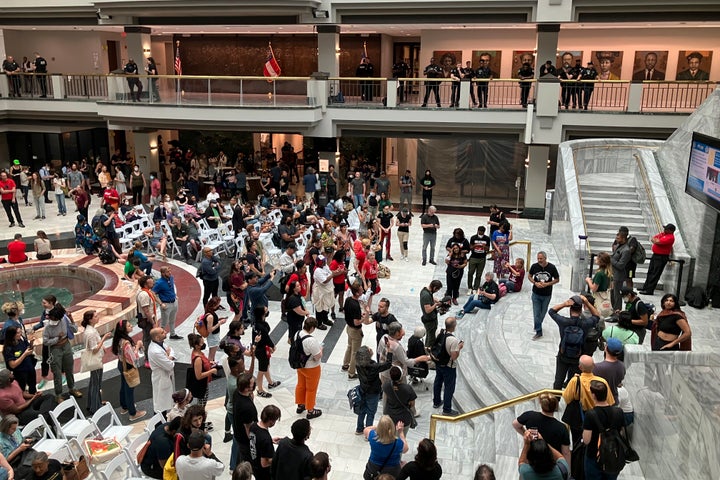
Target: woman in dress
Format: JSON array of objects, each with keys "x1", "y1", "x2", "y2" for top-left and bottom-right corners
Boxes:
[
  {"x1": 586, "y1": 251, "x2": 613, "y2": 318},
  {"x1": 228, "y1": 260, "x2": 247, "y2": 323},
  {"x1": 363, "y1": 414, "x2": 408, "y2": 480},
  {"x1": 252, "y1": 306, "x2": 280, "y2": 398},
  {"x1": 187, "y1": 333, "x2": 217, "y2": 410},
  {"x1": 492, "y1": 221, "x2": 511, "y2": 279},
  {"x1": 397, "y1": 438, "x2": 443, "y2": 480},
  {"x1": 651, "y1": 293, "x2": 692, "y2": 351},
  {"x1": 114, "y1": 165, "x2": 127, "y2": 198},
  {"x1": 355, "y1": 345, "x2": 392, "y2": 435},
  {"x1": 111, "y1": 319, "x2": 146, "y2": 422},
  {"x1": 34, "y1": 230, "x2": 52, "y2": 260},
  {"x1": 445, "y1": 243, "x2": 467, "y2": 305},
  {"x1": 82, "y1": 310, "x2": 110, "y2": 414}
]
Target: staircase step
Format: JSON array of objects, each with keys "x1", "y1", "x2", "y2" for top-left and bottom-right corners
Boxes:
[
  {"x1": 580, "y1": 187, "x2": 639, "y2": 197},
  {"x1": 585, "y1": 219, "x2": 647, "y2": 229},
  {"x1": 582, "y1": 195, "x2": 638, "y2": 204}
]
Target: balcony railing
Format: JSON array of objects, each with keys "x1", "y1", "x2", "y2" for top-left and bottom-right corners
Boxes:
[{"x1": 1, "y1": 73, "x2": 717, "y2": 114}]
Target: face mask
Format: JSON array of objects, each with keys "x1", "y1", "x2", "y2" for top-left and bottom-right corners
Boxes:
[
  {"x1": 150, "y1": 175, "x2": 154, "y2": 180},
  {"x1": 47, "y1": 319, "x2": 60, "y2": 326},
  {"x1": 134, "y1": 168, "x2": 139, "y2": 172}
]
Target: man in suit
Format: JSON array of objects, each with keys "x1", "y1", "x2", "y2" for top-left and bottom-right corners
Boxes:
[
  {"x1": 676, "y1": 52, "x2": 710, "y2": 81},
  {"x1": 632, "y1": 52, "x2": 665, "y2": 81}
]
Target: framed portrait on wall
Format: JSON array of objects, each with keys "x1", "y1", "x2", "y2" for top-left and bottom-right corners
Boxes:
[
  {"x1": 511, "y1": 50, "x2": 536, "y2": 78},
  {"x1": 676, "y1": 50, "x2": 712, "y2": 81},
  {"x1": 556, "y1": 51, "x2": 583, "y2": 69},
  {"x1": 632, "y1": 51, "x2": 668, "y2": 81},
  {"x1": 471, "y1": 50, "x2": 502, "y2": 78},
  {"x1": 591, "y1": 51, "x2": 623, "y2": 80},
  {"x1": 433, "y1": 50, "x2": 462, "y2": 78}
]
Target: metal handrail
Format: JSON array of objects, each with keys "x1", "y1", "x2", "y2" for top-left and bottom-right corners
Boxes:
[
  {"x1": 509, "y1": 240, "x2": 532, "y2": 270},
  {"x1": 112, "y1": 74, "x2": 312, "y2": 81},
  {"x1": 429, "y1": 389, "x2": 563, "y2": 442},
  {"x1": 632, "y1": 153, "x2": 663, "y2": 233}
]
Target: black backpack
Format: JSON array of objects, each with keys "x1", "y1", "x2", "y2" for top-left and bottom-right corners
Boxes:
[
  {"x1": 91, "y1": 215, "x2": 106, "y2": 238},
  {"x1": 560, "y1": 317, "x2": 585, "y2": 359},
  {"x1": 430, "y1": 329, "x2": 453, "y2": 366},
  {"x1": 288, "y1": 333, "x2": 312, "y2": 369},
  {"x1": 99, "y1": 247, "x2": 117, "y2": 264},
  {"x1": 685, "y1": 286, "x2": 708, "y2": 309},
  {"x1": 583, "y1": 322, "x2": 602, "y2": 356},
  {"x1": 595, "y1": 409, "x2": 628, "y2": 474}
]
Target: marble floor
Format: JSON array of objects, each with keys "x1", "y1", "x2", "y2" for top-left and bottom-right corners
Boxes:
[{"x1": 4, "y1": 204, "x2": 717, "y2": 480}]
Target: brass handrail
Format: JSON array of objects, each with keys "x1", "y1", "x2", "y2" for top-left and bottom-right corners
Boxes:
[
  {"x1": 633, "y1": 153, "x2": 663, "y2": 233},
  {"x1": 429, "y1": 389, "x2": 563, "y2": 441},
  {"x1": 509, "y1": 239, "x2": 532, "y2": 269}
]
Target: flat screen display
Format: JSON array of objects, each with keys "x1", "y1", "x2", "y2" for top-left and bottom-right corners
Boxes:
[{"x1": 686, "y1": 132, "x2": 720, "y2": 213}]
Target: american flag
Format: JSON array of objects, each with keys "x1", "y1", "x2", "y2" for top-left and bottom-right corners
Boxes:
[
  {"x1": 174, "y1": 40, "x2": 182, "y2": 75},
  {"x1": 263, "y1": 44, "x2": 281, "y2": 80},
  {"x1": 361, "y1": 41, "x2": 368, "y2": 61}
]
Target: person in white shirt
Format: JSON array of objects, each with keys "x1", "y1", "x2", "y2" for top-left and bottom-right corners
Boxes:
[
  {"x1": 147, "y1": 327, "x2": 176, "y2": 413},
  {"x1": 206, "y1": 186, "x2": 220, "y2": 204},
  {"x1": 175, "y1": 432, "x2": 225, "y2": 480}
]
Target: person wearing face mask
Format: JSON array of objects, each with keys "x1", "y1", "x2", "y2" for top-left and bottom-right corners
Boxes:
[
  {"x1": 187, "y1": 333, "x2": 217, "y2": 429},
  {"x1": 130, "y1": 165, "x2": 147, "y2": 206},
  {"x1": 42, "y1": 305, "x2": 82, "y2": 403},
  {"x1": 149, "y1": 171, "x2": 162, "y2": 208}
]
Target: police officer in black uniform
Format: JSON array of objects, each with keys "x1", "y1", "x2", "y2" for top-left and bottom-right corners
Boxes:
[
  {"x1": 392, "y1": 59, "x2": 410, "y2": 103},
  {"x1": 2, "y1": 56, "x2": 22, "y2": 97},
  {"x1": 570, "y1": 59, "x2": 583, "y2": 109},
  {"x1": 123, "y1": 58, "x2": 143, "y2": 102},
  {"x1": 581, "y1": 61, "x2": 598, "y2": 110},
  {"x1": 33, "y1": 52, "x2": 48, "y2": 97},
  {"x1": 449, "y1": 63, "x2": 462, "y2": 107},
  {"x1": 517, "y1": 62, "x2": 534, "y2": 108},
  {"x1": 356, "y1": 57, "x2": 375, "y2": 101},
  {"x1": 476, "y1": 55, "x2": 492, "y2": 108},
  {"x1": 422, "y1": 58, "x2": 443, "y2": 107},
  {"x1": 462, "y1": 61, "x2": 477, "y2": 107},
  {"x1": 539, "y1": 60, "x2": 557, "y2": 77},
  {"x1": 558, "y1": 61, "x2": 573, "y2": 109}
]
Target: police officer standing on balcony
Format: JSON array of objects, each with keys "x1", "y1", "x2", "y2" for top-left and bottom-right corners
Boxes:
[
  {"x1": 476, "y1": 55, "x2": 492, "y2": 108},
  {"x1": 356, "y1": 57, "x2": 375, "y2": 101},
  {"x1": 2, "y1": 56, "x2": 22, "y2": 97},
  {"x1": 462, "y1": 61, "x2": 477, "y2": 107},
  {"x1": 392, "y1": 59, "x2": 410, "y2": 103},
  {"x1": 34, "y1": 52, "x2": 48, "y2": 97},
  {"x1": 581, "y1": 61, "x2": 598, "y2": 110},
  {"x1": 421, "y1": 57, "x2": 443, "y2": 108},
  {"x1": 449, "y1": 63, "x2": 462, "y2": 108},
  {"x1": 569, "y1": 59, "x2": 583, "y2": 109},
  {"x1": 517, "y1": 61, "x2": 534, "y2": 108},
  {"x1": 123, "y1": 58, "x2": 143, "y2": 102}
]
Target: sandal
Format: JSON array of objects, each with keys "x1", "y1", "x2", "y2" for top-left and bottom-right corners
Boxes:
[
  {"x1": 257, "y1": 391, "x2": 272, "y2": 398},
  {"x1": 268, "y1": 381, "x2": 281, "y2": 389}
]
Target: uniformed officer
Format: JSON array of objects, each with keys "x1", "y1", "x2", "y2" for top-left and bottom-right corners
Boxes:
[
  {"x1": 356, "y1": 57, "x2": 375, "y2": 101},
  {"x1": 123, "y1": 58, "x2": 144, "y2": 102},
  {"x1": 570, "y1": 59, "x2": 583, "y2": 109},
  {"x1": 476, "y1": 54, "x2": 493, "y2": 108},
  {"x1": 517, "y1": 62, "x2": 534, "y2": 108},
  {"x1": 539, "y1": 60, "x2": 557, "y2": 77},
  {"x1": 462, "y1": 61, "x2": 477, "y2": 107},
  {"x1": 422, "y1": 57, "x2": 443, "y2": 107},
  {"x1": 449, "y1": 63, "x2": 462, "y2": 107},
  {"x1": 558, "y1": 61, "x2": 573, "y2": 109},
  {"x1": 2, "y1": 56, "x2": 22, "y2": 97},
  {"x1": 581, "y1": 61, "x2": 598, "y2": 110},
  {"x1": 392, "y1": 59, "x2": 410, "y2": 102},
  {"x1": 34, "y1": 52, "x2": 48, "y2": 97}
]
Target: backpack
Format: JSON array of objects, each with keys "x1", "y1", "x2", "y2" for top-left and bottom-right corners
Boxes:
[
  {"x1": 347, "y1": 384, "x2": 363, "y2": 414},
  {"x1": 91, "y1": 215, "x2": 106, "y2": 238},
  {"x1": 685, "y1": 286, "x2": 708, "y2": 309},
  {"x1": 583, "y1": 323, "x2": 602, "y2": 355},
  {"x1": 99, "y1": 247, "x2": 117, "y2": 265},
  {"x1": 498, "y1": 283, "x2": 508, "y2": 298},
  {"x1": 559, "y1": 318, "x2": 585, "y2": 359},
  {"x1": 429, "y1": 329, "x2": 453, "y2": 366},
  {"x1": 288, "y1": 333, "x2": 312, "y2": 369},
  {"x1": 194, "y1": 313, "x2": 210, "y2": 338},
  {"x1": 629, "y1": 237, "x2": 646, "y2": 264},
  {"x1": 595, "y1": 409, "x2": 628, "y2": 474}
]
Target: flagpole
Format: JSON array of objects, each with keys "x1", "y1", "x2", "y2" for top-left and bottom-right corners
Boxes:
[{"x1": 175, "y1": 40, "x2": 181, "y2": 104}]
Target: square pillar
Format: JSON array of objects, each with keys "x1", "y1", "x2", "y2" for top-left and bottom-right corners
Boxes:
[
  {"x1": 535, "y1": 24, "x2": 560, "y2": 74},
  {"x1": 525, "y1": 145, "x2": 550, "y2": 215},
  {"x1": 317, "y1": 25, "x2": 340, "y2": 77}
]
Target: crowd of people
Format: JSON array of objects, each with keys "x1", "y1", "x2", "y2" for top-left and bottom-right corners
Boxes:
[{"x1": 0, "y1": 141, "x2": 695, "y2": 480}]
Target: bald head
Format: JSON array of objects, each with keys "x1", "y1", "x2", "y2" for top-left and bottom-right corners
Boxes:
[
  {"x1": 150, "y1": 327, "x2": 165, "y2": 342},
  {"x1": 579, "y1": 355, "x2": 594, "y2": 373}
]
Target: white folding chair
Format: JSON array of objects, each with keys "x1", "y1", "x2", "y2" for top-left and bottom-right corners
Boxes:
[
  {"x1": 91, "y1": 403, "x2": 133, "y2": 445},
  {"x1": 259, "y1": 233, "x2": 282, "y2": 264},
  {"x1": 143, "y1": 412, "x2": 166, "y2": 434},
  {"x1": 21, "y1": 416, "x2": 67, "y2": 458},
  {"x1": 269, "y1": 208, "x2": 283, "y2": 226},
  {"x1": 100, "y1": 448, "x2": 144, "y2": 480},
  {"x1": 49, "y1": 397, "x2": 93, "y2": 439},
  {"x1": 125, "y1": 431, "x2": 150, "y2": 477},
  {"x1": 199, "y1": 231, "x2": 225, "y2": 257},
  {"x1": 161, "y1": 221, "x2": 183, "y2": 258},
  {"x1": 295, "y1": 233, "x2": 308, "y2": 257}
]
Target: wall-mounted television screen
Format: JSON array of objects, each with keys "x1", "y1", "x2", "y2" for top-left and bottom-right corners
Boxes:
[{"x1": 686, "y1": 132, "x2": 720, "y2": 213}]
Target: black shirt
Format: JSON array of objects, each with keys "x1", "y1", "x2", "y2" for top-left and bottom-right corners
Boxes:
[
  {"x1": 270, "y1": 437, "x2": 313, "y2": 480},
  {"x1": 372, "y1": 312, "x2": 397, "y2": 337},
  {"x1": 469, "y1": 234, "x2": 491, "y2": 260},
  {"x1": 31, "y1": 459, "x2": 62, "y2": 480},
  {"x1": 583, "y1": 406, "x2": 625, "y2": 458},
  {"x1": 286, "y1": 294, "x2": 305, "y2": 329},
  {"x1": 516, "y1": 411, "x2": 570, "y2": 454},
  {"x1": 344, "y1": 297, "x2": 362, "y2": 330},
  {"x1": 141, "y1": 423, "x2": 176, "y2": 478},
  {"x1": 34, "y1": 56, "x2": 48, "y2": 73},
  {"x1": 420, "y1": 214, "x2": 439, "y2": 234},
  {"x1": 397, "y1": 460, "x2": 443, "y2": 480},
  {"x1": 378, "y1": 211, "x2": 394, "y2": 229},
  {"x1": 445, "y1": 237, "x2": 470, "y2": 256},
  {"x1": 529, "y1": 262, "x2": 560, "y2": 297},
  {"x1": 396, "y1": 212, "x2": 412, "y2": 233},
  {"x1": 233, "y1": 391, "x2": 258, "y2": 459},
  {"x1": 249, "y1": 423, "x2": 274, "y2": 480}
]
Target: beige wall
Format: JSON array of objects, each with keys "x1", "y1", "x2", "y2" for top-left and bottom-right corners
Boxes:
[{"x1": 420, "y1": 26, "x2": 720, "y2": 80}]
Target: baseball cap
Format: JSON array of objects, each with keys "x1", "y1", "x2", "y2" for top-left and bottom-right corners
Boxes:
[
  {"x1": 570, "y1": 295, "x2": 584, "y2": 308},
  {"x1": 606, "y1": 337, "x2": 624, "y2": 355},
  {"x1": 619, "y1": 286, "x2": 634, "y2": 297},
  {"x1": 315, "y1": 255, "x2": 326, "y2": 265},
  {"x1": 13, "y1": 159, "x2": 20, "y2": 165}
]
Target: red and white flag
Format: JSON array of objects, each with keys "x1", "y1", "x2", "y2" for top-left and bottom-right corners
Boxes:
[
  {"x1": 174, "y1": 40, "x2": 182, "y2": 75},
  {"x1": 263, "y1": 44, "x2": 281, "y2": 80}
]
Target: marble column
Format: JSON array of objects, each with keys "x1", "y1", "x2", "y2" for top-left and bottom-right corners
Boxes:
[
  {"x1": 535, "y1": 24, "x2": 560, "y2": 76},
  {"x1": 129, "y1": 131, "x2": 160, "y2": 179},
  {"x1": 525, "y1": 145, "x2": 550, "y2": 215},
  {"x1": 317, "y1": 25, "x2": 340, "y2": 77},
  {"x1": 124, "y1": 26, "x2": 151, "y2": 98}
]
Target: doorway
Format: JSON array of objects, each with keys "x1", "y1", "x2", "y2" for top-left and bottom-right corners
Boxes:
[{"x1": 106, "y1": 40, "x2": 119, "y2": 72}]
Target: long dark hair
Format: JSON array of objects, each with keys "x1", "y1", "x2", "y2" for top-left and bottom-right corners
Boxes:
[
  {"x1": 111, "y1": 319, "x2": 134, "y2": 355},
  {"x1": 661, "y1": 293, "x2": 681, "y2": 312},
  {"x1": 3, "y1": 326, "x2": 19, "y2": 348},
  {"x1": 81, "y1": 310, "x2": 96, "y2": 329},
  {"x1": 415, "y1": 438, "x2": 438, "y2": 470},
  {"x1": 526, "y1": 439, "x2": 555, "y2": 474}
]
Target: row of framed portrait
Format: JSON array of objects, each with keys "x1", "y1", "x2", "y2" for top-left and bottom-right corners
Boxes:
[{"x1": 432, "y1": 49, "x2": 713, "y2": 81}]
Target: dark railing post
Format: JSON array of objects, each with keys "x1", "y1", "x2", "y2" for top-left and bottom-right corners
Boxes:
[{"x1": 674, "y1": 259, "x2": 685, "y2": 306}]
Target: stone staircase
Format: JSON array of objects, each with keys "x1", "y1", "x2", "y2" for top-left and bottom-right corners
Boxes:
[{"x1": 579, "y1": 173, "x2": 655, "y2": 288}]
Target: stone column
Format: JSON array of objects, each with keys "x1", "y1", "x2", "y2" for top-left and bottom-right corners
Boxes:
[
  {"x1": 317, "y1": 25, "x2": 340, "y2": 77},
  {"x1": 129, "y1": 131, "x2": 160, "y2": 180},
  {"x1": 535, "y1": 24, "x2": 560, "y2": 76},
  {"x1": 124, "y1": 26, "x2": 152, "y2": 98},
  {"x1": 525, "y1": 145, "x2": 550, "y2": 215}
]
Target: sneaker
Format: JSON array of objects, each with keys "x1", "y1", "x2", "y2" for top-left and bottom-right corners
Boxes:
[
  {"x1": 452, "y1": 298, "x2": 458, "y2": 306},
  {"x1": 355, "y1": 430, "x2": 364, "y2": 435},
  {"x1": 205, "y1": 422, "x2": 214, "y2": 432},
  {"x1": 468, "y1": 289, "x2": 474, "y2": 296},
  {"x1": 306, "y1": 409, "x2": 323, "y2": 419},
  {"x1": 456, "y1": 311, "x2": 465, "y2": 319},
  {"x1": 316, "y1": 323, "x2": 327, "y2": 330},
  {"x1": 331, "y1": 311, "x2": 337, "y2": 320},
  {"x1": 268, "y1": 381, "x2": 281, "y2": 389},
  {"x1": 8, "y1": 223, "x2": 15, "y2": 228},
  {"x1": 129, "y1": 411, "x2": 147, "y2": 422},
  {"x1": 432, "y1": 403, "x2": 441, "y2": 409},
  {"x1": 37, "y1": 379, "x2": 46, "y2": 389},
  {"x1": 341, "y1": 365, "x2": 350, "y2": 372},
  {"x1": 223, "y1": 432, "x2": 233, "y2": 443},
  {"x1": 348, "y1": 373, "x2": 358, "y2": 379},
  {"x1": 170, "y1": 334, "x2": 182, "y2": 340},
  {"x1": 18, "y1": 223, "x2": 25, "y2": 228},
  {"x1": 387, "y1": 256, "x2": 394, "y2": 261},
  {"x1": 429, "y1": 260, "x2": 437, "y2": 265},
  {"x1": 257, "y1": 391, "x2": 272, "y2": 398},
  {"x1": 297, "y1": 404, "x2": 306, "y2": 414},
  {"x1": 69, "y1": 389, "x2": 83, "y2": 398},
  {"x1": 532, "y1": 333, "x2": 543, "y2": 341},
  {"x1": 422, "y1": 260, "x2": 426, "y2": 266},
  {"x1": 443, "y1": 409, "x2": 460, "y2": 416},
  {"x1": 120, "y1": 408, "x2": 129, "y2": 414},
  {"x1": 56, "y1": 395, "x2": 65, "y2": 404},
  {"x1": 322, "y1": 319, "x2": 334, "y2": 327},
  {"x1": 404, "y1": 256, "x2": 409, "y2": 262},
  {"x1": 34, "y1": 216, "x2": 40, "y2": 220}
]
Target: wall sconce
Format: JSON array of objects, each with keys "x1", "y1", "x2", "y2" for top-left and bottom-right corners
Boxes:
[
  {"x1": 335, "y1": 48, "x2": 341, "y2": 56},
  {"x1": 143, "y1": 48, "x2": 151, "y2": 54},
  {"x1": 313, "y1": 9, "x2": 329, "y2": 18},
  {"x1": 150, "y1": 142, "x2": 158, "y2": 151}
]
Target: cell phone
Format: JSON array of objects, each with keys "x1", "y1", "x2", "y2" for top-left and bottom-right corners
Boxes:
[{"x1": 528, "y1": 428, "x2": 539, "y2": 440}]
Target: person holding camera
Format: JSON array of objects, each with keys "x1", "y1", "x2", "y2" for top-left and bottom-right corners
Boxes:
[{"x1": 517, "y1": 429, "x2": 568, "y2": 480}]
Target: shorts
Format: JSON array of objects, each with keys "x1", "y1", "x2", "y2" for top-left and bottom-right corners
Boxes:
[
  {"x1": 255, "y1": 352, "x2": 270, "y2": 371},
  {"x1": 207, "y1": 331, "x2": 221, "y2": 348},
  {"x1": 334, "y1": 282, "x2": 346, "y2": 294}
]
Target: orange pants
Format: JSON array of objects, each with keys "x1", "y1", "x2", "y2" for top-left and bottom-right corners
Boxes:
[{"x1": 295, "y1": 365, "x2": 321, "y2": 410}]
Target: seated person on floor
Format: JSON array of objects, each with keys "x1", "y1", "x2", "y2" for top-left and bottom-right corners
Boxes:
[
  {"x1": 457, "y1": 272, "x2": 500, "y2": 317},
  {"x1": 499, "y1": 258, "x2": 525, "y2": 293},
  {"x1": 7, "y1": 234, "x2": 28, "y2": 264}
]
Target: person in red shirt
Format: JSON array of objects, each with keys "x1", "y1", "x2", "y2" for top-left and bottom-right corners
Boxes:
[
  {"x1": 0, "y1": 171, "x2": 25, "y2": 228},
  {"x1": 7, "y1": 233, "x2": 28, "y2": 263},
  {"x1": 639, "y1": 223, "x2": 676, "y2": 296},
  {"x1": 361, "y1": 247, "x2": 380, "y2": 311},
  {"x1": 329, "y1": 249, "x2": 347, "y2": 318},
  {"x1": 286, "y1": 261, "x2": 309, "y2": 298},
  {"x1": 71, "y1": 186, "x2": 90, "y2": 220},
  {"x1": 102, "y1": 187, "x2": 120, "y2": 212}
]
